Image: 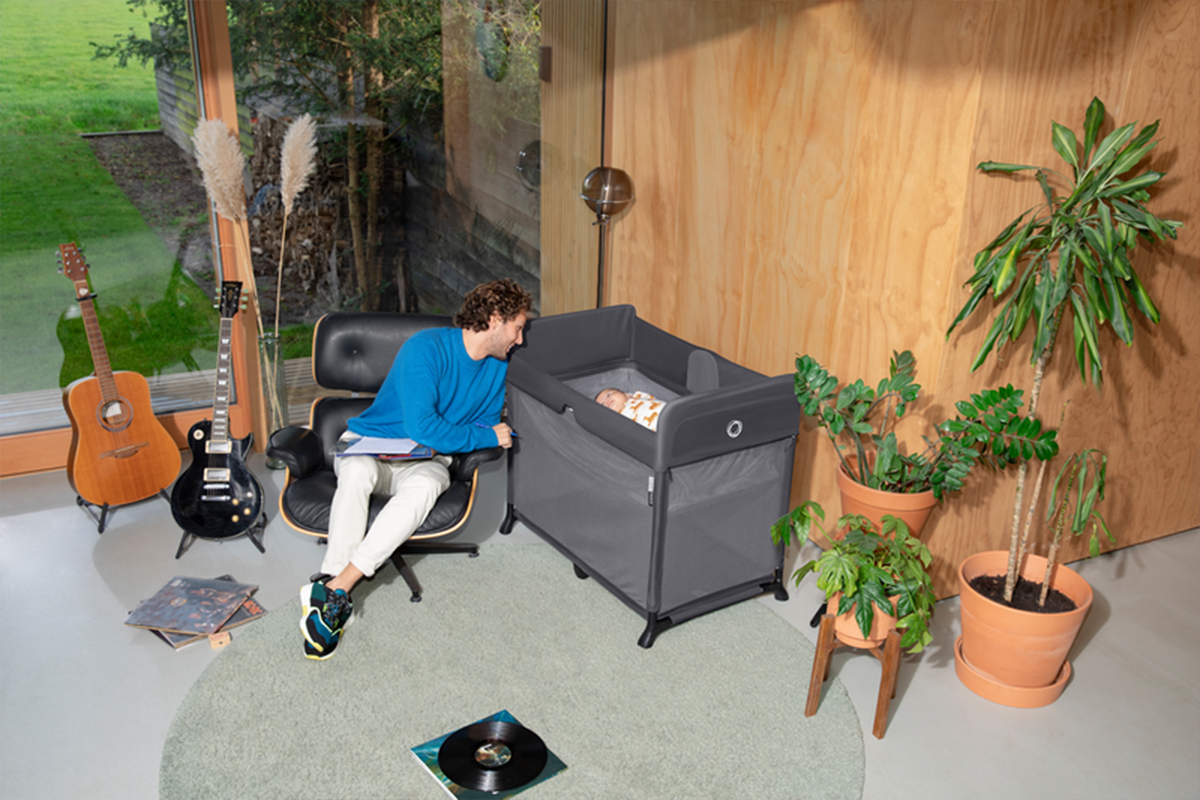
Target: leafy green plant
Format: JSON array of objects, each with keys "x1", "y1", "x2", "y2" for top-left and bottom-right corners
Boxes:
[
  {"x1": 1035, "y1": 449, "x2": 1111, "y2": 606},
  {"x1": 772, "y1": 504, "x2": 936, "y2": 653},
  {"x1": 793, "y1": 350, "x2": 1058, "y2": 500},
  {"x1": 949, "y1": 97, "x2": 1182, "y2": 385},
  {"x1": 947, "y1": 98, "x2": 1181, "y2": 603}
]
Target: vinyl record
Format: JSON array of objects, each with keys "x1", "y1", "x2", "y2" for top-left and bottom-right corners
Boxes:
[{"x1": 437, "y1": 720, "x2": 549, "y2": 793}]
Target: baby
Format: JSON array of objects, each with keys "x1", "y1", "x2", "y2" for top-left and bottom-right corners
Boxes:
[{"x1": 595, "y1": 387, "x2": 666, "y2": 431}]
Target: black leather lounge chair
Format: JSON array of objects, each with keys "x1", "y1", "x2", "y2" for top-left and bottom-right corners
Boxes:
[{"x1": 266, "y1": 312, "x2": 503, "y2": 601}]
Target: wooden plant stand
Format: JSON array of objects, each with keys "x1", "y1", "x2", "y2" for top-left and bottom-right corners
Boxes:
[{"x1": 806, "y1": 613, "x2": 902, "y2": 739}]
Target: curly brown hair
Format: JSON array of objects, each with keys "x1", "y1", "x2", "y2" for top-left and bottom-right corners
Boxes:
[{"x1": 453, "y1": 279, "x2": 534, "y2": 331}]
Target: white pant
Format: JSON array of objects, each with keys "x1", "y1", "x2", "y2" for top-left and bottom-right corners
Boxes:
[{"x1": 321, "y1": 451, "x2": 452, "y2": 579}]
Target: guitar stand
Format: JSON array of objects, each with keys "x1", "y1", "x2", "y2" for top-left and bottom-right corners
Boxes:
[
  {"x1": 77, "y1": 489, "x2": 171, "y2": 535},
  {"x1": 806, "y1": 613, "x2": 902, "y2": 739},
  {"x1": 174, "y1": 511, "x2": 268, "y2": 559}
]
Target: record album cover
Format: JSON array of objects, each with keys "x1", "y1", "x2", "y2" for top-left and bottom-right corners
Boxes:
[
  {"x1": 125, "y1": 576, "x2": 257, "y2": 636},
  {"x1": 151, "y1": 593, "x2": 267, "y2": 649},
  {"x1": 410, "y1": 710, "x2": 567, "y2": 799}
]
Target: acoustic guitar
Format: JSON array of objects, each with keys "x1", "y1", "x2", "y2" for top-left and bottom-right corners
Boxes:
[
  {"x1": 170, "y1": 281, "x2": 265, "y2": 543},
  {"x1": 59, "y1": 243, "x2": 181, "y2": 508}
]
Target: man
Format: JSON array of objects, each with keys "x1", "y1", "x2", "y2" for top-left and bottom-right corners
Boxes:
[{"x1": 300, "y1": 279, "x2": 534, "y2": 659}]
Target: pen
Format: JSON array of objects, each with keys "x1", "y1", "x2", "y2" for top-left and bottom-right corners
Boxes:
[{"x1": 474, "y1": 421, "x2": 517, "y2": 437}]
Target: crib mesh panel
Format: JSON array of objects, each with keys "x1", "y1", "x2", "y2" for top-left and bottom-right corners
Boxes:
[
  {"x1": 657, "y1": 438, "x2": 792, "y2": 617},
  {"x1": 510, "y1": 385, "x2": 791, "y2": 619},
  {"x1": 508, "y1": 388, "x2": 656, "y2": 608}
]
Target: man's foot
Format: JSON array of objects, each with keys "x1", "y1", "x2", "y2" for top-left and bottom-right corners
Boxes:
[
  {"x1": 299, "y1": 575, "x2": 333, "y2": 615},
  {"x1": 299, "y1": 578, "x2": 353, "y2": 660}
]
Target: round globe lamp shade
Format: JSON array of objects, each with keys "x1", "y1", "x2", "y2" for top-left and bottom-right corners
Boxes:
[{"x1": 581, "y1": 167, "x2": 634, "y2": 218}]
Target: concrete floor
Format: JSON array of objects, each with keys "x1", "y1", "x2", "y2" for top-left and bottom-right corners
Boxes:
[{"x1": 1, "y1": 453, "x2": 1197, "y2": 800}]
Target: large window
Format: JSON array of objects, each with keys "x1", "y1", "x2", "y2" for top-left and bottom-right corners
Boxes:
[
  {"x1": 0, "y1": 0, "x2": 220, "y2": 446},
  {"x1": 221, "y1": 0, "x2": 544, "y2": 325},
  {"x1": 0, "y1": 0, "x2": 543, "y2": 474}
]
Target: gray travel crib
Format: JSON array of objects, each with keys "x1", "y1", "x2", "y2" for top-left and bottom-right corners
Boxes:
[{"x1": 499, "y1": 305, "x2": 800, "y2": 646}]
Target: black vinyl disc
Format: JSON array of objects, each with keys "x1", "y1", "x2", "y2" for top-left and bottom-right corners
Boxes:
[{"x1": 437, "y1": 721, "x2": 549, "y2": 793}]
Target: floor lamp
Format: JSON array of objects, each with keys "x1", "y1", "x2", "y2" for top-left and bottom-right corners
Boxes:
[{"x1": 580, "y1": 167, "x2": 634, "y2": 308}]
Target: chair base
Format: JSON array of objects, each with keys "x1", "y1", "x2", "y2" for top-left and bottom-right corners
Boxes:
[{"x1": 388, "y1": 541, "x2": 480, "y2": 602}]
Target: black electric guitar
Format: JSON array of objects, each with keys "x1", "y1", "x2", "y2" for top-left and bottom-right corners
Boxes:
[{"x1": 170, "y1": 282, "x2": 265, "y2": 550}]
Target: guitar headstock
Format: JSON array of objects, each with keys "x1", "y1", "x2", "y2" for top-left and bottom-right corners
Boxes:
[
  {"x1": 58, "y1": 243, "x2": 92, "y2": 299},
  {"x1": 218, "y1": 281, "x2": 244, "y2": 319}
]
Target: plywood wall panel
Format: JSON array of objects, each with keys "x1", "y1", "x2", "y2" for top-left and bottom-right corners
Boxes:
[
  {"x1": 581, "y1": 0, "x2": 1199, "y2": 597},
  {"x1": 928, "y1": 1, "x2": 1200, "y2": 594}
]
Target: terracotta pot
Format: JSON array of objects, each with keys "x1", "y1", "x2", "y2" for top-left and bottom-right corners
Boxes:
[
  {"x1": 829, "y1": 592, "x2": 898, "y2": 649},
  {"x1": 955, "y1": 550, "x2": 1093, "y2": 708},
  {"x1": 836, "y1": 461, "x2": 938, "y2": 538}
]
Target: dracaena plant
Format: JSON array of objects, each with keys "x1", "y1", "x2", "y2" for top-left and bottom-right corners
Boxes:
[
  {"x1": 949, "y1": 97, "x2": 1182, "y2": 385},
  {"x1": 1037, "y1": 449, "x2": 1111, "y2": 606},
  {"x1": 947, "y1": 97, "x2": 1180, "y2": 603},
  {"x1": 793, "y1": 350, "x2": 1058, "y2": 501},
  {"x1": 771, "y1": 505, "x2": 936, "y2": 654}
]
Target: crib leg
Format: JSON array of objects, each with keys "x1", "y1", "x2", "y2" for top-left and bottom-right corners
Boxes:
[
  {"x1": 638, "y1": 615, "x2": 673, "y2": 649},
  {"x1": 499, "y1": 503, "x2": 517, "y2": 534},
  {"x1": 763, "y1": 574, "x2": 789, "y2": 602}
]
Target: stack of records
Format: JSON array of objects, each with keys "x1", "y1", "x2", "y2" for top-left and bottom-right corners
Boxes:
[{"x1": 124, "y1": 575, "x2": 266, "y2": 649}]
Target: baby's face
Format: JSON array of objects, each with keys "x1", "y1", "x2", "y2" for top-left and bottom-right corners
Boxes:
[{"x1": 596, "y1": 388, "x2": 629, "y2": 412}]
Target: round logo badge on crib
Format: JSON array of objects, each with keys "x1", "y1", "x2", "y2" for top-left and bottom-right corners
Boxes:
[{"x1": 726, "y1": 420, "x2": 743, "y2": 438}]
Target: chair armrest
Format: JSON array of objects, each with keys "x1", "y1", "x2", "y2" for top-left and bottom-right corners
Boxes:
[
  {"x1": 267, "y1": 425, "x2": 326, "y2": 478},
  {"x1": 449, "y1": 446, "x2": 504, "y2": 482}
]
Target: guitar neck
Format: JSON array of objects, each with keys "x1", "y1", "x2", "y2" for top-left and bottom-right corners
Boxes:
[
  {"x1": 210, "y1": 315, "x2": 234, "y2": 445},
  {"x1": 76, "y1": 294, "x2": 120, "y2": 403}
]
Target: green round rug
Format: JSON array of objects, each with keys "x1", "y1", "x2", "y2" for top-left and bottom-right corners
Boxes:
[{"x1": 160, "y1": 543, "x2": 864, "y2": 799}]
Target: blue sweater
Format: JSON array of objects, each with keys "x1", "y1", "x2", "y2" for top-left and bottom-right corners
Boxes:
[{"x1": 346, "y1": 327, "x2": 506, "y2": 453}]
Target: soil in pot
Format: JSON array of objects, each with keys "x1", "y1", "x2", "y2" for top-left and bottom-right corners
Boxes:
[{"x1": 968, "y1": 574, "x2": 1077, "y2": 613}]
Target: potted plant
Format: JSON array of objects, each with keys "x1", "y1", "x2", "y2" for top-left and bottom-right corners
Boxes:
[
  {"x1": 772, "y1": 503, "x2": 936, "y2": 654},
  {"x1": 792, "y1": 349, "x2": 1058, "y2": 536},
  {"x1": 947, "y1": 97, "x2": 1181, "y2": 706}
]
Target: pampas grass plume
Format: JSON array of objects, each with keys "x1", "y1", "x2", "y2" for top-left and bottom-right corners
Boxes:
[
  {"x1": 192, "y1": 119, "x2": 247, "y2": 222},
  {"x1": 279, "y1": 114, "x2": 317, "y2": 216}
]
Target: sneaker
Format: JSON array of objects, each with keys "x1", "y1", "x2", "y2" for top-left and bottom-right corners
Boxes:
[
  {"x1": 299, "y1": 579, "x2": 353, "y2": 659},
  {"x1": 299, "y1": 577, "x2": 332, "y2": 616},
  {"x1": 302, "y1": 601, "x2": 353, "y2": 659},
  {"x1": 303, "y1": 638, "x2": 323, "y2": 660}
]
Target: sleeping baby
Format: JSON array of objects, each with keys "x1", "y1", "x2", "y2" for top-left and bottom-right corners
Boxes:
[{"x1": 595, "y1": 387, "x2": 666, "y2": 431}]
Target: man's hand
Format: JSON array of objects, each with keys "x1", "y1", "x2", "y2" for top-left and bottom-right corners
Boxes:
[{"x1": 493, "y1": 422, "x2": 514, "y2": 449}]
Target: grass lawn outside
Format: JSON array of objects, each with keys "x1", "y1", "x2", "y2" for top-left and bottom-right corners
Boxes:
[{"x1": 0, "y1": 0, "x2": 217, "y2": 398}]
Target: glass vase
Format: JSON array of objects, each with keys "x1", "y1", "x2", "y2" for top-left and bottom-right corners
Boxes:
[{"x1": 257, "y1": 332, "x2": 289, "y2": 469}]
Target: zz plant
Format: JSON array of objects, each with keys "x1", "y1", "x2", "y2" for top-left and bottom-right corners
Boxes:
[
  {"x1": 772, "y1": 504, "x2": 936, "y2": 654},
  {"x1": 794, "y1": 350, "x2": 1058, "y2": 500}
]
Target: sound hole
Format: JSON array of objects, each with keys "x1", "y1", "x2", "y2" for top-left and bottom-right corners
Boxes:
[{"x1": 95, "y1": 398, "x2": 133, "y2": 432}]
